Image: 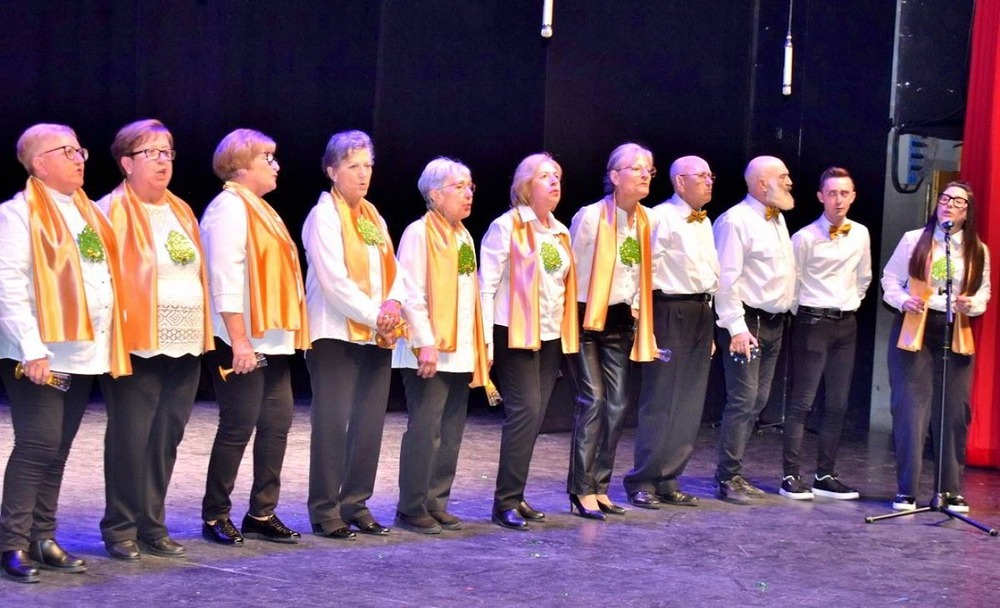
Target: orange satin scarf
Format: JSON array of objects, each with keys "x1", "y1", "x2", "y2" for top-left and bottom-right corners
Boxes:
[
  {"x1": 581, "y1": 197, "x2": 656, "y2": 362},
  {"x1": 330, "y1": 189, "x2": 397, "y2": 342},
  {"x1": 25, "y1": 177, "x2": 131, "y2": 376},
  {"x1": 224, "y1": 181, "x2": 310, "y2": 350},
  {"x1": 507, "y1": 209, "x2": 579, "y2": 353},
  {"x1": 896, "y1": 252, "x2": 975, "y2": 355},
  {"x1": 423, "y1": 209, "x2": 490, "y2": 387},
  {"x1": 106, "y1": 181, "x2": 213, "y2": 353}
]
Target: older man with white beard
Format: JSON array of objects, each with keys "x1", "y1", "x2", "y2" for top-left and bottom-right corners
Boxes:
[{"x1": 712, "y1": 155, "x2": 796, "y2": 505}]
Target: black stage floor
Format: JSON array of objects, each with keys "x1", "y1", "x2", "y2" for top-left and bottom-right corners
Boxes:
[{"x1": 2, "y1": 401, "x2": 999, "y2": 606}]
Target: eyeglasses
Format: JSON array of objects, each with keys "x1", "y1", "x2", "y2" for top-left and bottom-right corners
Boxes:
[
  {"x1": 129, "y1": 148, "x2": 176, "y2": 161},
  {"x1": 39, "y1": 145, "x2": 88, "y2": 162},
  {"x1": 615, "y1": 165, "x2": 657, "y2": 178},
  {"x1": 679, "y1": 172, "x2": 716, "y2": 182},
  {"x1": 937, "y1": 193, "x2": 969, "y2": 209},
  {"x1": 259, "y1": 152, "x2": 278, "y2": 166},
  {"x1": 440, "y1": 181, "x2": 475, "y2": 193}
]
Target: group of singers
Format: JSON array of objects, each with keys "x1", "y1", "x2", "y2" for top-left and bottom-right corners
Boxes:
[{"x1": 0, "y1": 121, "x2": 990, "y2": 584}]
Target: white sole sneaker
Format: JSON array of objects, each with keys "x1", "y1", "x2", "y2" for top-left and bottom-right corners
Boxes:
[
  {"x1": 812, "y1": 487, "x2": 860, "y2": 500},
  {"x1": 779, "y1": 488, "x2": 814, "y2": 500},
  {"x1": 892, "y1": 500, "x2": 917, "y2": 512}
]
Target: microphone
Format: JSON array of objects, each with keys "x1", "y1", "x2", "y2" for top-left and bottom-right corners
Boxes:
[
  {"x1": 782, "y1": 34, "x2": 793, "y2": 96},
  {"x1": 541, "y1": 0, "x2": 554, "y2": 38},
  {"x1": 942, "y1": 220, "x2": 955, "y2": 232}
]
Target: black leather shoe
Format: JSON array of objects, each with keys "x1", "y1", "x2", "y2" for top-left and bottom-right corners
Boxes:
[
  {"x1": 1, "y1": 550, "x2": 40, "y2": 583},
  {"x1": 628, "y1": 491, "x2": 662, "y2": 510},
  {"x1": 658, "y1": 490, "x2": 700, "y2": 507},
  {"x1": 394, "y1": 511, "x2": 442, "y2": 534},
  {"x1": 568, "y1": 494, "x2": 606, "y2": 521},
  {"x1": 311, "y1": 523, "x2": 357, "y2": 540},
  {"x1": 139, "y1": 537, "x2": 186, "y2": 558},
  {"x1": 517, "y1": 501, "x2": 545, "y2": 521},
  {"x1": 202, "y1": 518, "x2": 244, "y2": 545},
  {"x1": 106, "y1": 539, "x2": 141, "y2": 561},
  {"x1": 346, "y1": 518, "x2": 390, "y2": 536},
  {"x1": 597, "y1": 500, "x2": 627, "y2": 515},
  {"x1": 29, "y1": 539, "x2": 86, "y2": 572},
  {"x1": 492, "y1": 509, "x2": 528, "y2": 531},
  {"x1": 242, "y1": 513, "x2": 301, "y2": 544},
  {"x1": 428, "y1": 510, "x2": 463, "y2": 530}
]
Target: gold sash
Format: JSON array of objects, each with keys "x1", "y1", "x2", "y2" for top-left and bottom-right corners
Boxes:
[
  {"x1": 508, "y1": 209, "x2": 579, "y2": 353},
  {"x1": 224, "y1": 181, "x2": 310, "y2": 350},
  {"x1": 897, "y1": 256, "x2": 975, "y2": 355},
  {"x1": 423, "y1": 209, "x2": 490, "y2": 387},
  {"x1": 25, "y1": 177, "x2": 131, "y2": 376},
  {"x1": 106, "y1": 181, "x2": 213, "y2": 353},
  {"x1": 330, "y1": 189, "x2": 397, "y2": 342},
  {"x1": 581, "y1": 198, "x2": 656, "y2": 362}
]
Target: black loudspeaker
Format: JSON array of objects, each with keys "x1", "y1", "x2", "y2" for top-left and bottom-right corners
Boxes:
[{"x1": 894, "y1": 0, "x2": 974, "y2": 140}]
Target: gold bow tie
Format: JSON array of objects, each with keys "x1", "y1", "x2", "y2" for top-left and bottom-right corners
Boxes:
[
  {"x1": 828, "y1": 223, "x2": 851, "y2": 238},
  {"x1": 686, "y1": 210, "x2": 708, "y2": 223},
  {"x1": 765, "y1": 207, "x2": 781, "y2": 222}
]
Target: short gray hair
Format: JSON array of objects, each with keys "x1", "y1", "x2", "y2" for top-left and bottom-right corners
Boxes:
[
  {"x1": 604, "y1": 142, "x2": 653, "y2": 194},
  {"x1": 321, "y1": 130, "x2": 374, "y2": 175},
  {"x1": 417, "y1": 157, "x2": 471, "y2": 209},
  {"x1": 16, "y1": 123, "x2": 77, "y2": 173}
]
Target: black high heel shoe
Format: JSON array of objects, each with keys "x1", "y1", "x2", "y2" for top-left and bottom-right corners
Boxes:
[
  {"x1": 569, "y1": 494, "x2": 606, "y2": 521},
  {"x1": 597, "y1": 499, "x2": 627, "y2": 516}
]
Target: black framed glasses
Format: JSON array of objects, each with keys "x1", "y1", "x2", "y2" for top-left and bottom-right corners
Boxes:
[
  {"x1": 260, "y1": 152, "x2": 278, "y2": 166},
  {"x1": 679, "y1": 172, "x2": 716, "y2": 182},
  {"x1": 39, "y1": 145, "x2": 88, "y2": 162},
  {"x1": 937, "y1": 193, "x2": 969, "y2": 209},
  {"x1": 129, "y1": 148, "x2": 176, "y2": 161}
]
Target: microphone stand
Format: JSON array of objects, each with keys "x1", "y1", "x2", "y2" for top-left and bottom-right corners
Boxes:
[{"x1": 865, "y1": 223, "x2": 997, "y2": 535}]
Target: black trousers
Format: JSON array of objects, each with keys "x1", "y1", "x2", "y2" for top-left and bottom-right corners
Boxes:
[
  {"x1": 99, "y1": 354, "x2": 200, "y2": 543},
  {"x1": 782, "y1": 313, "x2": 856, "y2": 478},
  {"x1": 201, "y1": 339, "x2": 294, "y2": 522},
  {"x1": 0, "y1": 359, "x2": 94, "y2": 552},
  {"x1": 396, "y1": 369, "x2": 470, "y2": 518},
  {"x1": 307, "y1": 339, "x2": 391, "y2": 531},
  {"x1": 715, "y1": 309, "x2": 786, "y2": 481},
  {"x1": 565, "y1": 303, "x2": 634, "y2": 495},
  {"x1": 492, "y1": 328, "x2": 563, "y2": 512},
  {"x1": 888, "y1": 312, "x2": 973, "y2": 496},
  {"x1": 624, "y1": 298, "x2": 713, "y2": 495}
]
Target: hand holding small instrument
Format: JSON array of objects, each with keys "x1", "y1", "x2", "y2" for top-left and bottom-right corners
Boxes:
[
  {"x1": 14, "y1": 362, "x2": 71, "y2": 392},
  {"x1": 219, "y1": 353, "x2": 268, "y2": 381}
]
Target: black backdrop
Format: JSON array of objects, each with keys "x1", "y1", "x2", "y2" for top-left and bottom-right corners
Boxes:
[{"x1": 0, "y1": 1, "x2": 905, "y2": 430}]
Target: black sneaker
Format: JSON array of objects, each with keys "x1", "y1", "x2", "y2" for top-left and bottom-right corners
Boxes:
[
  {"x1": 241, "y1": 513, "x2": 301, "y2": 544},
  {"x1": 717, "y1": 477, "x2": 752, "y2": 505},
  {"x1": 943, "y1": 492, "x2": 970, "y2": 513},
  {"x1": 892, "y1": 494, "x2": 916, "y2": 511},
  {"x1": 779, "y1": 475, "x2": 814, "y2": 500},
  {"x1": 812, "y1": 474, "x2": 860, "y2": 500}
]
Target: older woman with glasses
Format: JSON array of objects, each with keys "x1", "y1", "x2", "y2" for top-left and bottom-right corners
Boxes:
[
  {"x1": 565, "y1": 142, "x2": 657, "y2": 520},
  {"x1": 95, "y1": 119, "x2": 212, "y2": 561},
  {"x1": 199, "y1": 129, "x2": 309, "y2": 546},
  {"x1": 1, "y1": 124, "x2": 129, "y2": 583},
  {"x1": 883, "y1": 181, "x2": 991, "y2": 514},
  {"x1": 392, "y1": 157, "x2": 490, "y2": 535},
  {"x1": 303, "y1": 131, "x2": 402, "y2": 540},
  {"x1": 479, "y1": 153, "x2": 578, "y2": 530}
]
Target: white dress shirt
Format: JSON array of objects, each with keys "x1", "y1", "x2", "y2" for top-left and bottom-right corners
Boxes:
[
  {"x1": 791, "y1": 215, "x2": 872, "y2": 313},
  {"x1": 479, "y1": 206, "x2": 571, "y2": 350},
  {"x1": 570, "y1": 199, "x2": 645, "y2": 308},
  {"x1": 392, "y1": 216, "x2": 479, "y2": 373},
  {"x1": 96, "y1": 194, "x2": 206, "y2": 358},
  {"x1": 882, "y1": 226, "x2": 992, "y2": 315},
  {"x1": 199, "y1": 189, "x2": 296, "y2": 355},
  {"x1": 302, "y1": 191, "x2": 403, "y2": 345},
  {"x1": 713, "y1": 196, "x2": 795, "y2": 336},
  {"x1": 651, "y1": 195, "x2": 720, "y2": 295},
  {"x1": 0, "y1": 188, "x2": 114, "y2": 374}
]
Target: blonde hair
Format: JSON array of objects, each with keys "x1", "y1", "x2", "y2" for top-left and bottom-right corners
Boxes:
[
  {"x1": 510, "y1": 153, "x2": 561, "y2": 208},
  {"x1": 16, "y1": 123, "x2": 77, "y2": 173},
  {"x1": 110, "y1": 119, "x2": 173, "y2": 176},
  {"x1": 212, "y1": 128, "x2": 276, "y2": 181}
]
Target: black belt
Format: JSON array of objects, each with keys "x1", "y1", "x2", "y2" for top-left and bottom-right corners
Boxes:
[
  {"x1": 654, "y1": 291, "x2": 711, "y2": 302},
  {"x1": 798, "y1": 305, "x2": 854, "y2": 320},
  {"x1": 743, "y1": 304, "x2": 787, "y2": 322}
]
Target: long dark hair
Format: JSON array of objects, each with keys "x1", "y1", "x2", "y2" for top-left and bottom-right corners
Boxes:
[{"x1": 907, "y1": 180, "x2": 986, "y2": 294}]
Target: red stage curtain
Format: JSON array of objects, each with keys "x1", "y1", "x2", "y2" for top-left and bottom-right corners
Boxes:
[{"x1": 962, "y1": 1, "x2": 1000, "y2": 467}]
